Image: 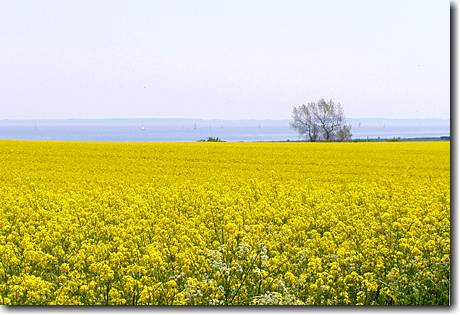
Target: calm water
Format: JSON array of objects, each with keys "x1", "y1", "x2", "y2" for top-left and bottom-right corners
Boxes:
[{"x1": 0, "y1": 118, "x2": 450, "y2": 142}]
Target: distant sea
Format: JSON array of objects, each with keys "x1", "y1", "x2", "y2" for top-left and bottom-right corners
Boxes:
[{"x1": 0, "y1": 118, "x2": 450, "y2": 142}]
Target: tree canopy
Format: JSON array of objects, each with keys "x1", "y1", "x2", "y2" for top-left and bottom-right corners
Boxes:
[{"x1": 290, "y1": 99, "x2": 352, "y2": 141}]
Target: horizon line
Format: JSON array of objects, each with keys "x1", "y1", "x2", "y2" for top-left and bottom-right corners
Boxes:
[{"x1": 0, "y1": 116, "x2": 451, "y2": 122}]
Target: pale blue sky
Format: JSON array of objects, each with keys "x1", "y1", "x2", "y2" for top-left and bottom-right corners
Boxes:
[{"x1": 0, "y1": 0, "x2": 450, "y2": 120}]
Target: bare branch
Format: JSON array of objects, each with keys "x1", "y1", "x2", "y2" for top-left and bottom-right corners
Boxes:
[{"x1": 290, "y1": 99, "x2": 351, "y2": 141}]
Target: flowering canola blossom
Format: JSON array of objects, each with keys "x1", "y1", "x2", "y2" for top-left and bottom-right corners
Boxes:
[{"x1": 0, "y1": 141, "x2": 450, "y2": 305}]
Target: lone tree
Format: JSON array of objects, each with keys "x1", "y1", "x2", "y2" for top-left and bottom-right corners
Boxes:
[{"x1": 290, "y1": 99, "x2": 352, "y2": 141}]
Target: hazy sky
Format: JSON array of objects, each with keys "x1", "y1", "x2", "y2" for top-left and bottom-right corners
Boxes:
[{"x1": 0, "y1": 0, "x2": 449, "y2": 120}]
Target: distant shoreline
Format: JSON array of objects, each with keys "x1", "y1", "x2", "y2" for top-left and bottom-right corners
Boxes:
[
  {"x1": 258, "y1": 136, "x2": 451, "y2": 143},
  {"x1": 0, "y1": 136, "x2": 451, "y2": 144}
]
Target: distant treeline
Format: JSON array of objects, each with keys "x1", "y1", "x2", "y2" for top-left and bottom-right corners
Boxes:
[{"x1": 262, "y1": 136, "x2": 451, "y2": 143}]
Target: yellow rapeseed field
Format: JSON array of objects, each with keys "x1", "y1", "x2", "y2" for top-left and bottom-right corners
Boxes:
[{"x1": 0, "y1": 141, "x2": 450, "y2": 305}]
